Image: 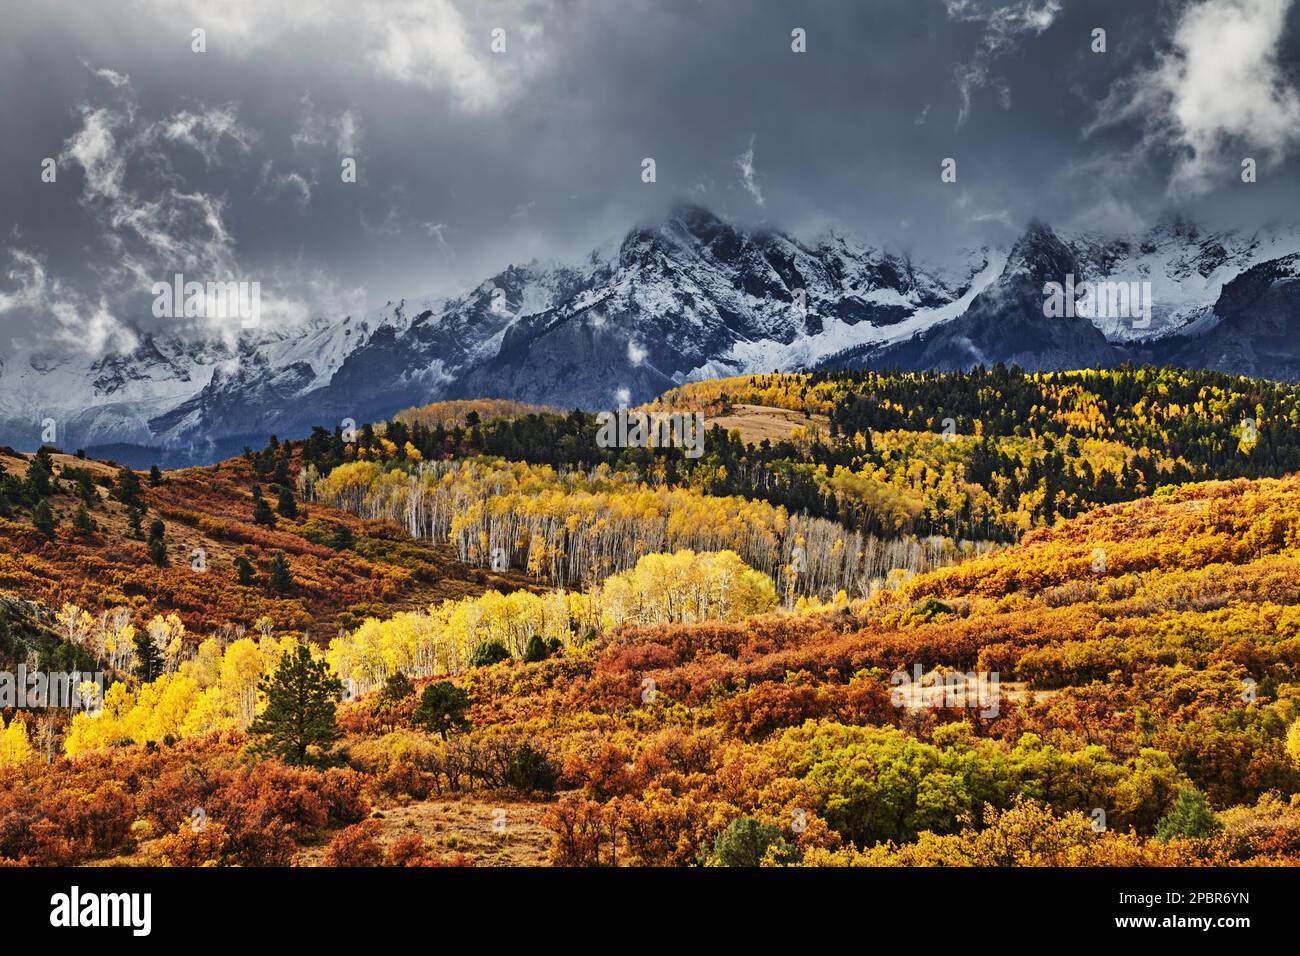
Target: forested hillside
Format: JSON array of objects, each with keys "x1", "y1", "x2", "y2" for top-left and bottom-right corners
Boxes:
[
  {"x1": 3, "y1": 367, "x2": 1300, "y2": 868},
  {"x1": 4, "y1": 473, "x2": 1300, "y2": 865},
  {"x1": 301, "y1": 366, "x2": 1295, "y2": 578},
  {"x1": 0, "y1": 442, "x2": 536, "y2": 652}
]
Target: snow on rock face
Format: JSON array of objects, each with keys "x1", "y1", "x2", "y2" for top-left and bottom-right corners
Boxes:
[
  {"x1": 836, "y1": 219, "x2": 1300, "y2": 379},
  {"x1": 446, "y1": 205, "x2": 986, "y2": 411},
  {"x1": 3, "y1": 206, "x2": 1299, "y2": 465},
  {"x1": 1062, "y1": 219, "x2": 1300, "y2": 342}
]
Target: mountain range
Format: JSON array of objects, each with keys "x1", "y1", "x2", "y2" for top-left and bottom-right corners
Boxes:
[{"x1": 2, "y1": 205, "x2": 1298, "y2": 466}]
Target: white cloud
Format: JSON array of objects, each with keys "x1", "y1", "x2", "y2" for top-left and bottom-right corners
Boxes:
[
  {"x1": 360, "y1": 206, "x2": 403, "y2": 237},
  {"x1": 132, "y1": 0, "x2": 551, "y2": 112},
  {"x1": 260, "y1": 163, "x2": 314, "y2": 207},
  {"x1": 86, "y1": 63, "x2": 130, "y2": 88},
  {"x1": 945, "y1": 0, "x2": 1062, "y2": 128},
  {"x1": 60, "y1": 95, "x2": 254, "y2": 285},
  {"x1": 154, "y1": 105, "x2": 254, "y2": 166},
  {"x1": 360, "y1": 0, "x2": 550, "y2": 112},
  {"x1": 422, "y1": 222, "x2": 454, "y2": 255},
  {"x1": 46, "y1": 77, "x2": 353, "y2": 346},
  {"x1": 0, "y1": 248, "x2": 138, "y2": 355},
  {"x1": 292, "y1": 94, "x2": 361, "y2": 155},
  {"x1": 362, "y1": 0, "x2": 498, "y2": 110},
  {"x1": 335, "y1": 110, "x2": 360, "y2": 154},
  {"x1": 258, "y1": 266, "x2": 367, "y2": 329},
  {"x1": 734, "y1": 136, "x2": 765, "y2": 207},
  {"x1": 1086, "y1": 0, "x2": 1300, "y2": 196},
  {"x1": 136, "y1": 0, "x2": 342, "y2": 50},
  {"x1": 61, "y1": 105, "x2": 129, "y2": 201},
  {"x1": 0, "y1": 249, "x2": 47, "y2": 315}
]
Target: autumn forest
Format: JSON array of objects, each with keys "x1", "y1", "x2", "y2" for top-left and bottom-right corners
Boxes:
[{"x1": 3, "y1": 365, "x2": 1300, "y2": 868}]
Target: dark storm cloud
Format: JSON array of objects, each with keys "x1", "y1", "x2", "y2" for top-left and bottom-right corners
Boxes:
[{"x1": 1, "y1": 0, "x2": 1298, "y2": 352}]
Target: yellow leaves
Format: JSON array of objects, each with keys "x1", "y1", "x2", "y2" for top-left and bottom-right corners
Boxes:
[
  {"x1": 325, "y1": 551, "x2": 778, "y2": 694},
  {"x1": 826, "y1": 466, "x2": 925, "y2": 536},
  {"x1": 103, "y1": 682, "x2": 134, "y2": 720},
  {"x1": 1287, "y1": 719, "x2": 1300, "y2": 767},
  {"x1": 146, "y1": 613, "x2": 186, "y2": 672},
  {"x1": 64, "y1": 624, "x2": 311, "y2": 756},
  {"x1": 139, "y1": 674, "x2": 201, "y2": 743},
  {"x1": 56, "y1": 604, "x2": 96, "y2": 656},
  {"x1": 596, "y1": 549, "x2": 777, "y2": 628},
  {"x1": 329, "y1": 605, "x2": 482, "y2": 693},
  {"x1": 0, "y1": 716, "x2": 36, "y2": 770},
  {"x1": 209, "y1": 637, "x2": 270, "y2": 728},
  {"x1": 188, "y1": 638, "x2": 223, "y2": 690},
  {"x1": 78, "y1": 680, "x2": 101, "y2": 712},
  {"x1": 312, "y1": 460, "x2": 386, "y2": 509},
  {"x1": 65, "y1": 703, "x2": 124, "y2": 757}
]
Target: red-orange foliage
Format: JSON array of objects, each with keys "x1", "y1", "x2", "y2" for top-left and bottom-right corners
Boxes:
[
  {"x1": 0, "y1": 451, "x2": 503, "y2": 645},
  {"x1": 322, "y1": 819, "x2": 385, "y2": 866},
  {"x1": 155, "y1": 821, "x2": 229, "y2": 866},
  {"x1": 715, "y1": 675, "x2": 895, "y2": 741}
]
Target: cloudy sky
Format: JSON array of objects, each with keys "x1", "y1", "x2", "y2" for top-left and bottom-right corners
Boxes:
[{"x1": 1, "y1": 0, "x2": 1298, "y2": 355}]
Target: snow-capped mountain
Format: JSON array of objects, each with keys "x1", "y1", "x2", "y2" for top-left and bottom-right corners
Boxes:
[
  {"x1": 1161, "y1": 251, "x2": 1300, "y2": 382},
  {"x1": 842, "y1": 217, "x2": 1300, "y2": 378},
  {"x1": 1062, "y1": 217, "x2": 1300, "y2": 342},
  {"x1": 0, "y1": 308, "x2": 415, "y2": 465},
  {"x1": 2, "y1": 205, "x2": 1299, "y2": 466},
  {"x1": 444, "y1": 206, "x2": 991, "y2": 410},
  {"x1": 823, "y1": 221, "x2": 1121, "y2": 373}
]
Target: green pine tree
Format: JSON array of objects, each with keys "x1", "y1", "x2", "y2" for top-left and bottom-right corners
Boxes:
[
  {"x1": 469, "y1": 639, "x2": 510, "y2": 668},
  {"x1": 234, "y1": 554, "x2": 257, "y2": 586},
  {"x1": 133, "y1": 629, "x2": 163, "y2": 682},
  {"x1": 32, "y1": 498, "x2": 57, "y2": 537},
  {"x1": 71, "y1": 502, "x2": 95, "y2": 536},
  {"x1": 379, "y1": 671, "x2": 415, "y2": 704},
  {"x1": 147, "y1": 519, "x2": 168, "y2": 566},
  {"x1": 329, "y1": 523, "x2": 354, "y2": 551},
  {"x1": 75, "y1": 471, "x2": 97, "y2": 507},
  {"x1": 248, "y1": 643, "x2": 343, "y2": 765},
  {"x1": 26, "y1": 448, "x2": 55, "y2": 497},
  {"x1": 412, "y1": 681, "x2": 471, "y2": 739},
  {"x1": 1155, "y1": 788, "x2": 1223, "y2": 842},
  {"x1": 251, "y1": 484, "x2": 276, "y2": 527},
  {"x1": 268, "y1": 551, "x2": 294, "y2": 593},
  {"x1": 126, "y1": 504, "x2": 145, "y2": 539},
  {"x1": 710, "y1": 817, "x2": 797, "y2": 867},
  {"x1": 522, "y1": 634, "x2": 550, "y2": 663},
  {"x1": 114, "y1": 467, "x2": 144, "y2": 509},
  {"x1": 276, "y1": 486, "x2": 298, "y2": 519}
]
